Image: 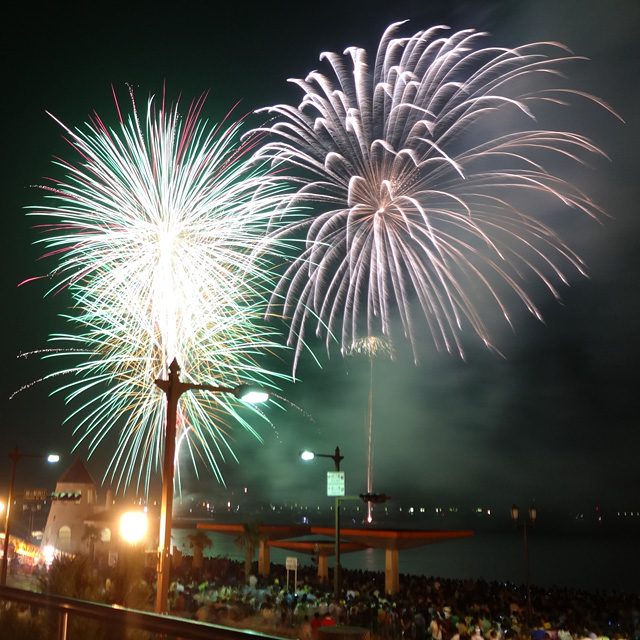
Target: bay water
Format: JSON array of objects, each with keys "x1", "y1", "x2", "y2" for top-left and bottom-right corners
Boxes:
[{"x1": 172, "y1": 526, "x2": 639, "y2": 593}]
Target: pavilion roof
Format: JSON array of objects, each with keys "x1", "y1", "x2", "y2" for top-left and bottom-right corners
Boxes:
[
  {"x1": 269, "y1": 539, "x2": 367, "y2": 557},
  {"x1": 196, "y1": 523, "x2": 312, "y2": 541},
  {"x1": 310, "y1": 526, "x2": 473, "y2": 551},
  {"x1": 197, "y1": 523, "x2": 473, "y2": 552}
]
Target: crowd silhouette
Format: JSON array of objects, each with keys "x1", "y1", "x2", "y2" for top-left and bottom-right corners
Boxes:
[{"x1": 158, "y1": 556, "x2": 639, "y2": 640}]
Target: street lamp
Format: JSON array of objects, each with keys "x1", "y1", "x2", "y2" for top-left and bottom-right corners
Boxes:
[
  {"x1": 300, "y1": 446, "x2": 344, "y2": 596},
  {"x1": 511, "y1": 503, "x2": 537, "y2": 628},
  {"x1": 1, "y1": 446, "x2": 59, "y2": 585},
  {"x1": 121, "y1": 511, "x2": 148, "y2": 545},
  {"x1": 154, "y1": 358, "x2": 269, "y2": 614}
]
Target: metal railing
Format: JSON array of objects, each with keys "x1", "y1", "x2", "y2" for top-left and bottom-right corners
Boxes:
[{"x1": 0, "y1": 584, "x2": 281, "y2": 640}]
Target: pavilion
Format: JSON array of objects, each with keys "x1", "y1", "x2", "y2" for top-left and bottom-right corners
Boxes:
[{"x1": 197, "y1": 523, "x2": 472, "y2": 594}]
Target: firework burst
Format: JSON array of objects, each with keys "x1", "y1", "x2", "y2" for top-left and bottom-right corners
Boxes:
[
  {"x1": 251, "y1": 22, "x2": 619, "y2": 369},
  {"x1": 25, "y1": 87, "x2": 290, "y2": 494}
]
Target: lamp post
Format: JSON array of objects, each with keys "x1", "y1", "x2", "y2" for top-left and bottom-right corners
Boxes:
[
  {"x1": 154, "y1": 358, "x2": 269, "y2": 614},
  {"x1": 511, "y1": 503, "x2": 537, "y2": 628},
  {"x1": 121, "y1": 511, "x2": 148, "y2": 546},
  {"x1": 300, "y1": 446, "x2": 344, "y2": 596},
  {"x1": 1, "y1": 446, "x2": 59, "y2": 585}
]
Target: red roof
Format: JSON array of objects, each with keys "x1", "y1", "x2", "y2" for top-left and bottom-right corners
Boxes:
[{"x1": 197, "y1": 523, "x2": 473, "y2": 552}]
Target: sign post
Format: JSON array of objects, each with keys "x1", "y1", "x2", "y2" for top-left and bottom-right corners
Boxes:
[
  {"x1": 326, "y1": 471, "x2": 345, "y2": 596},
  {"x1": 327, "y1": 471, "x2": 345, "y2": 497},
  {"x1": 285, "y1": 556, "x2": 298, "y2": 592}
]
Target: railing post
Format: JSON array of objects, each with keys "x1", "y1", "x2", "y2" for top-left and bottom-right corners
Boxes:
[{"x1": 58, "y1": 610, "x2": 69, "y2": 640}]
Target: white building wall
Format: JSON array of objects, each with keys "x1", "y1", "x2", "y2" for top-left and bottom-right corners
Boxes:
[{"x1": 42, "y1": 481, "x2": 99, "y2": 555}]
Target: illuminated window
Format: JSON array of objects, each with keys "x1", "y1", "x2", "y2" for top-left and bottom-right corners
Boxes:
[{"x1": 101, "y1": 528, "x2": 111, "y2": 542}]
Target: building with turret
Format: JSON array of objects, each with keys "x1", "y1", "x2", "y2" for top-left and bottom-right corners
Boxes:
[
  {"x1": 41, "y1": 457, "x2": 146, "y2": 563},
  {"x1": 41, "y1": 457, "x2": 100, "y2": 555}
]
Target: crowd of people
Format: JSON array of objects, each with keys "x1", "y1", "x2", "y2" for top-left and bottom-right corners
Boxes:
[{"x1": 157, "y1": 557, "x2": 639, "y2": 640}]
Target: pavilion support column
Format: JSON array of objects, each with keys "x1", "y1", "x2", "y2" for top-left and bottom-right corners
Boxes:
[
  {"x1": 318, "y1": 555, "x2": 329, "y2": 582},
  {"x1": 258, "y1": 540, "x2": 270, "y2": 576},
  {"x1": 385, "y1": 549, "x2": 399, "y2": 595}
]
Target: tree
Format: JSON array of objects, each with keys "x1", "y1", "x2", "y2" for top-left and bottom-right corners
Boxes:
[
  {"x1": 0, "y1": 606, "x2": 46, "y2": 640},
  {"x1": 38, "y1": 555, "x2": 105, "y2": 640},
  {"x1": 82, "y1": 524, "x2": 102, "y2": 565},
  {"x1": 39, "y1": 550, "x2": 151, "y2": 639},
  {"x1": 234, "y1": 522, "x2": 265, "y2": 582},
  {"x1": 39, "y1": 555, "x2": 103, "y2": 602},
  {"x1": 106, "y1": 547, "x2": 153, "y2": 612},
  {"x1": 186, "y1": 531, "x2": 213, "y2": 570}
]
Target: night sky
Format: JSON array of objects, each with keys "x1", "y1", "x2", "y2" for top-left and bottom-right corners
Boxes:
[{"x1": 3, "y1": 0, "x2": 639, "y2": 521}]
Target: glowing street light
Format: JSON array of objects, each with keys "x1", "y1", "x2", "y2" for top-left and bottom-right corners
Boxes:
[
  {"x1": 154, "y1": 358, "x2": 269, "y2": 614},
  {"x1": 120, "y1": 511, "x2": 148, "y2": 545},
  {"x1": 42, "y1": 545, "x2": 56, "y2": 566},
  {"x1": 299, "y1": 448, "x2": 343, "y2": 469},
  {"x1": 1, "y1": 446, "x2": 59, "y2": 585},
  {"x1": 237, "y1": 386, "x2": 269, "y2": 404}
]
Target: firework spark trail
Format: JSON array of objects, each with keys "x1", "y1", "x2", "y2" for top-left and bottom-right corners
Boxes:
[
  {"x1": 348, "y1": 337, "x2": 393, "y2": 523},
  {"x1": 25, "y1": 87, "x2": 292, "y2": 495},
  {"x1": 250, "y1": 23, "x2": 620, "y2": 370}
]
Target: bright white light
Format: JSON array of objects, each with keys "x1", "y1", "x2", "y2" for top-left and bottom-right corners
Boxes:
[
  {"x1": 300, "y1": 451, "x2": 315, "y2": 461},
  {"x1": 240, "y1": 390, "x2": 269, "y2": 404},
  {"x1": 43, "y1": 545, "x2": 56, "y2": 565},
  {"x1": 47, "y1": 454, "x2": 60, "y2": 463},
  {"x1": 120, "y1": 512, "x2": 147, "y2": 544}
]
